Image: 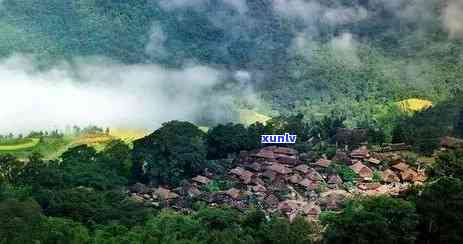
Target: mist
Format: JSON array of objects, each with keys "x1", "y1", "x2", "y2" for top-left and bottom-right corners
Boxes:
[{"x1": 0, "y1": 55, "x2": 241, "y2": 134}]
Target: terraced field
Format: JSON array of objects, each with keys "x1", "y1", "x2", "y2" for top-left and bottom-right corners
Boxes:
[
  {"x1": 238, "y1": 109, "x2": 271, "y2": 125},
  {"x1": 0, "y1": 138, "x2": 40, "y2": 151},
  {"x1": 0, "y1": 128, "x2": 150, "y2": 159}
]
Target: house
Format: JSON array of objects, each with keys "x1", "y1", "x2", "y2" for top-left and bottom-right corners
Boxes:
[
  {"x1": 225, "y1": 188, "x2": 242, "y2": 200},
  {"x1": 273, "y1": 147, "x2": 298, "y2": 156},
  {"x1": 440, "y1": 136, "x2": 463, "y2": 149},
  {"x1": 297, "y1": 179, "x2": 319, "y2": 190},
  {"x1": 191, "y1": 175, "x2": 211, "y2": 185},
  {"x1": 327, "y1": 174, "x2": 343, "y2": 185},
  {"x1": 350, "y1": 162, "x2": 373, "y2": 178},
  {"x1": 294, "y1": 164, "x2": 310, "y2": 174},
  {"x1": 313, "y1": 158, "x2": 332, "y2": 168},
  {"x1": 350, "y1": 146, "x2": 370, "y2": 159},
  {"x1": 289, "y1": 174, "x2": 303, "y2": 184},
  {"x1": 381, "y1": 169, "x2": 400, "y2": 183},
  {"x1": 368, "y1": 157, "x2": 381, "y2": 165},
  {"x1": 400, "y1": 169, "x2": 418, "y2": 182},
  {"x1": 155, "y1": 187, "x2": 179, "y2": 200},
  {"x1": 392, "y1": 162, "x2": 409, "y2": 172},
  {"x1": 266, "y1": 162, "x2": 293, "y2": 175},
  {"x1": 230, "y1": 167, "x2": 254, "y2": 184}
]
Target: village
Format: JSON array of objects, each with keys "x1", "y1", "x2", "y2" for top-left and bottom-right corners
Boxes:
[{"x1": 125, "y1": 136, "x2": 463, "y2": 222}]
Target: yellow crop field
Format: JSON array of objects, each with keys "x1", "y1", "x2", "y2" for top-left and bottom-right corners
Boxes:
[
  {"x1": 396, "y1": 98, "x2": 433, "y2": 113},
  {"x1": 109, "y1": 128, "x2": 149, "y2": 143},
  {"x1": 239, "y1": 109, "x2": 271, "y2": 125}
]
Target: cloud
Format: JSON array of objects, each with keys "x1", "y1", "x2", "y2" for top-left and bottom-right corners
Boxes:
[
  {"x1": 0, "y1": 55, "x2": 239, "y2": 134},
  {"x1": 158, "y1": 0, "x2": 248, "y2": 13},
  {"x1": 145, "y1": 22, "x2": 168, "y2": 58},
  {"x1": 272, "y1": 0, "x2": 367, "y2": 26},
  {"x1": 443, "y1": 0, "x2": 463, "y2": 39},
  {"x1": 329, "y1": 33, "x2": 361, "y2": 67}
]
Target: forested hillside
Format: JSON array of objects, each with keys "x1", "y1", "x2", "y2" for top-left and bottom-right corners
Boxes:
[{"x1": 0, "y1": 0, "x2": 462, "y2": 123}]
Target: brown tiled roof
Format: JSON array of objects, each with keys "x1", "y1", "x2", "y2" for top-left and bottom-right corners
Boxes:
[
  {"x1": 289, "y1": 174, "x2": 303, "y2": 184},
  {"x1": 294, "y1": 164, "x2": 310, "y2": 174},
  {"x1": 307, "y1": 170, "x2": 323, "y2": 181},
  {"x1": 252, "y1": 184, "x2": 267, "y2": 192},
  {"x1": 358, "y1": 182, "x2": 381, "y2": 191},
  {"x1": 230, "y1": 167, "x2": 254, "y2": 184},
  {"x1": 191, "y1": 175, "x2": 211, "y2": 185},
  {"x1": 253, "y1": 149, "x2": 275, "y2": 159},
  {"x1": 350, "y1": 162, "x2": 373, "y2": 178},
  {"x1": 303, "y1": 203, "x2": 321, "y2": 216},
  {"x1": 414, "y1": 170, "x2": 427, "y2": 182},
  {"x1": 392, "y1": 162, "x2": 410, "y2": 172},
  {"x1": 225, "y1": 188, "x2": 241, "y2": 200},
  {"x1": 156, "y1": 187, "x2": 179, "y2": 200},
  {"x1": 298, "y1": 179, "x2": 319, "y2": 190},
  {"x1": 276, "y1": 155, "x2": 300, "y2": 165},
  {"x1": 313, "y1": 158, "x2": 332, "y2": 168},
  {"x1": 381, "y1": 169, "x2": 400, "y2": 183},
  {"x1": 368, "y1": 157, "x2": 381, "y2": 165},
  {"x1": 267, "y1": 163, "x2": 292, "y2": 174},
  {"x1": 400, "y1": 169, "x2": 418, "y2": 181},
  {"x1": 327, "y1": 174, "x2": 343, "y2": 185},
  {"x1": 273, "y1": 147, "x2": 298, "y2": 156}
]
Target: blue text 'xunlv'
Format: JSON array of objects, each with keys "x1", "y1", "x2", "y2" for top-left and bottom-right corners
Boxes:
[{"x1": 261, "y1": 133, "x2": 297, "y2": 144}]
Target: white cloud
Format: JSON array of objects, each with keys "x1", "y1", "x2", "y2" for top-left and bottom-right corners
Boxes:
[
  {"x1": 145, "y1": 22, "x2": 168, "y2": 59},
  {"x1": 443, "y1": 0, "x2": 463, "y2": 39},
  {"x1": 0, "y1": 55, "x2": 232, "y2": 134},
  {"x1": 158, "y1": 0, "x2": 248, "y2": 13},
  {"x1": 272, "y1": 0, "x2": 367, "y2": 26},
  {"x1": 329, "y1": 33, "x2": 361, "y2": 67}
]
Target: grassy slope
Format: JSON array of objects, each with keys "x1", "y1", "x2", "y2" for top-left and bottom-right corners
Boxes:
[
  {"x1": 0, "y1": 138, "x2": 40, "y2": 151},
  {"x1": 0, "y1": 128, "x2": 149, "y2": 159}
]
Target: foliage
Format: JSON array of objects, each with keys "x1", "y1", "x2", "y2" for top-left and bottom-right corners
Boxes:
[
  {"x1": 322, "y1": 196, "x2": 418, "y2": 244},
  {"x1": 206, "y1": 123, "x2": 250, "y2": 159},
  {"x1": 261, "y1": 216, "x2": 315, "y2": 244},
  {"x1": 100, "y1": 140, "x2": 133, "y2": 178},
  {"x1": 0, "y1": 154, "x2": 24, "y2": 183},
  {"x1": 132, "y1": 121, "x2": 207, "y2": 186},
  {"x1": 0, "y1": 198, "x2": 46, "y2": 244},
  {"x1": 456, "y1": 110, "x2": 463, "y2": 138},
  {"x1": 372, "y1": 171, "x2": 382, "y2": 183},
  {"x1": 428, "y1": 148, "x2": 463, "y2": 180},
  {"x1": 328, "y1": 163, "x2": 357, "y2": 183},
  {"x1": 36, "y1": 187, "x2": 152, "y2": 228},
  {"x1": 414, "y1": 177, "x2": 463, "y2": 243}
]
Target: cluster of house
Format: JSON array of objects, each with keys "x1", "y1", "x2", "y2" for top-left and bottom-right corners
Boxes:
[{"x1": 129, "y1": 145, "x2": 429, "y2": 222}]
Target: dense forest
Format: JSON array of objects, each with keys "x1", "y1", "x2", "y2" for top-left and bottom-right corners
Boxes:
[{"x1": 1, "y1": 0, "x2": 463, "y2": 243}]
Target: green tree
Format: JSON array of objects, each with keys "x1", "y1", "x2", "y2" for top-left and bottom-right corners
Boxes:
[
  {"x1": 456, "y1": 109, "x2": 463, "y2": 138},
  {"x1": 322, "y1": 196, "x2": 418, "y2": 244},
  {"x1": 0, "y1": 154, "x2": 24, "y2": 183},
  {"x1": 100, "y1": 140, "x2": 132, "y2": 178},
  {"x1": 43, "y1": 217, "x2": 90, "y2": 244},
  {"x1": 416, "y1": 177, "x2": 463, "y2": 243},
  {"x1": 132, "y1": 121, "x2": 207, "y2": 186},
  {"x1": 206, "y1": 123, "x2": 249, "y2": 159},
  {"x1": 428, "y1": 148, "x2": 463, "y2": 180},
  {"x1": 0, "y1": 198, "x2": 46, "y2": 243},
  {"x1": 261, "y1": 216, "x2": 315, "y2": 244}
]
